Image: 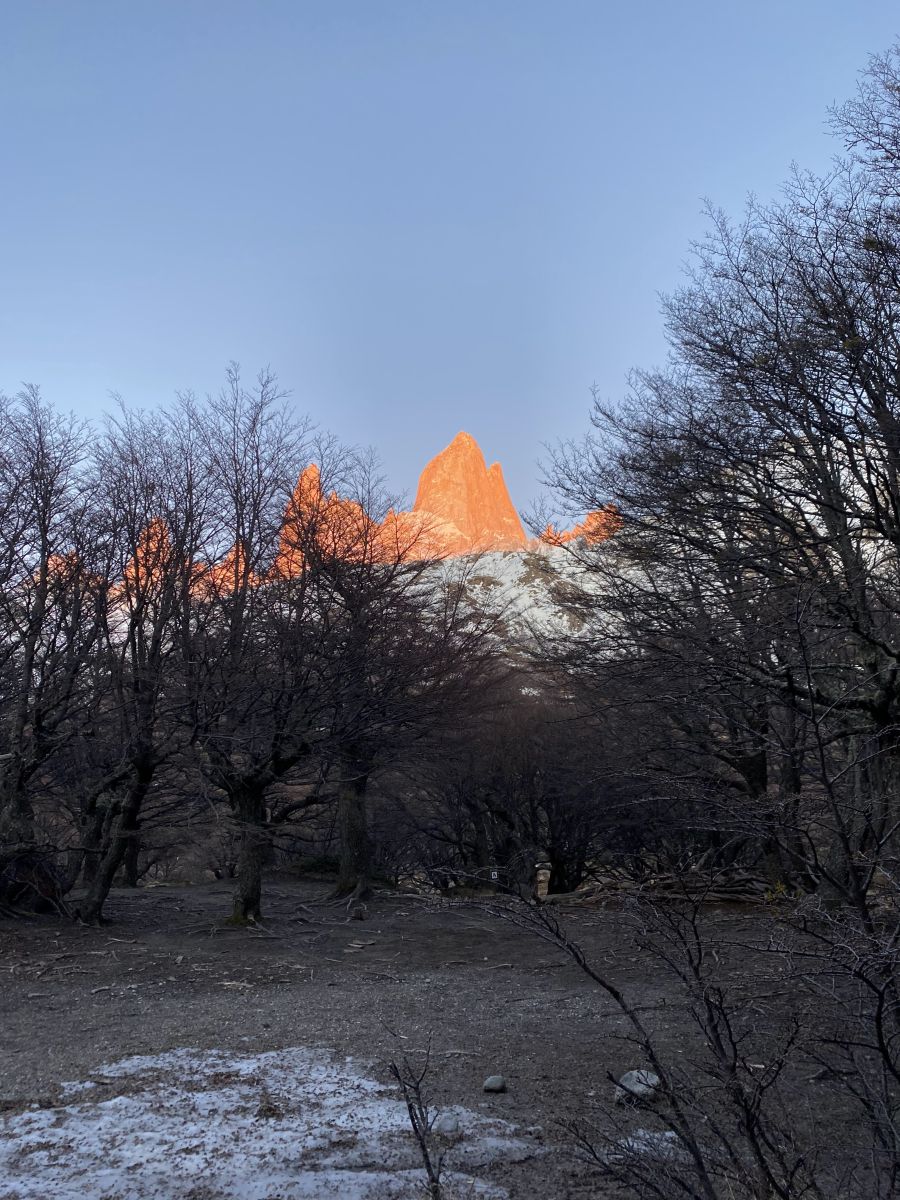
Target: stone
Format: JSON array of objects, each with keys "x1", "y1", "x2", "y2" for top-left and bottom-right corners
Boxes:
[
  {"x1": 432, "y1": 1112, "x2": 461, "y2": 1135},
  {"x1": 482, "y1": 1075, "x2": 507, "y2": 1093},
  {"x1": 613, "y1": 1069, "x2": 660, "y2": 1105},
  {"x1": 534, "y1": 863, "x2": 551, "y2": 900}
]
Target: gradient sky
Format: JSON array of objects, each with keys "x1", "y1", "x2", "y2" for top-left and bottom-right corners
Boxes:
[{"x1": 2, "y1": 2, "x2": 898, "y2": 509}]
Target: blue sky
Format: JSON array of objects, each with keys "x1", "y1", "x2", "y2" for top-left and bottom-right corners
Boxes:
[{"x1": 2, "y1": 2, "x2": 898, "y2": 508}]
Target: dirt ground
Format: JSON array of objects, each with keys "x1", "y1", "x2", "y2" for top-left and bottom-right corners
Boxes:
[{"x1": 0, "y1": 880, "x2": 778, "y2": 1199}]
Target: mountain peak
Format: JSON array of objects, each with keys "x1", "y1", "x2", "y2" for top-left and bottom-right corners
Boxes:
[
  {"x1": 448, "y1": 430, "x2": 479, "y2": 448},
  {"x1": 412, "y1": 432, "x2": 527, "y2": 555}
]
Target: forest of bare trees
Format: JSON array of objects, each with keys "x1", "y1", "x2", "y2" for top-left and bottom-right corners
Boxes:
[{"x1": 0, "y1": 367, "x2": 512, "y2": 925}]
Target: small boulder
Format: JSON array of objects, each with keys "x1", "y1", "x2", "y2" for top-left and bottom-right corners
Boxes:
[
  {"x1": 613, "y1": 1069, "x2": 660, "y2": 1105},
  {"x1": 483, "y1": 1075, "x2": 507, "y2": 1093},
  {"x1": 433, "y1": 1112, "x2": 461, "y2": 1135}
]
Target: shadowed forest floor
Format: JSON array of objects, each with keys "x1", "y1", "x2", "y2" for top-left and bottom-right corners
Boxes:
[{"x1": 0, "y1": 881, "x2": 795, "y2": 1198}]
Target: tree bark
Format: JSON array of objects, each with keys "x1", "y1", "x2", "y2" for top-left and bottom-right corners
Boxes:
[
  {"x1": 0, "y1": 549, "x2": 50, "y2": 854},
  {"x1": 78, "y1": 763, "x2": 154, "y2": 923},
  {"x1": 0, "y1": 786, "x2": 35, "y2": 855},
  {"x1": 335, "y1": 764, "x2": 372, "y2": 898},
  {"x1": 230, "y1": 785, "x2": 269, "y2": 922},
  {"x1": 122, "y1": 828, "x2": 141, "y2": 887},
  {"x1": 78, "y1": 794, "x2": 120, "y2": 888}
]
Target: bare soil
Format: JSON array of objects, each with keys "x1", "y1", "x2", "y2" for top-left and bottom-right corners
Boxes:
[{"x1": 0, "y1": 880, "x2": 779, "y2": 1198}]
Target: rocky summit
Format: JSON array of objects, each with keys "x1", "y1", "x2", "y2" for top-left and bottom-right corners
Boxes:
[{"x1": 410, "y1": 431, "x2": 528, "y2": 556}]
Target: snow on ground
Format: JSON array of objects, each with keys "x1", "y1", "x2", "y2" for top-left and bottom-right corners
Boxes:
[{"x1": 0, "y1": 1047, "x2": 540, "y2": 1199}]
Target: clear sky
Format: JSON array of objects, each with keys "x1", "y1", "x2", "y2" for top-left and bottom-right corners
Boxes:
[{"x1": 2, "y1": 2, "x2": 898, "y2": 508}]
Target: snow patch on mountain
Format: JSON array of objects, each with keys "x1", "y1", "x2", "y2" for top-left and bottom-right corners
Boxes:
[{"x1": 446, "y1": 545, "x2": 598, "y2": 641}]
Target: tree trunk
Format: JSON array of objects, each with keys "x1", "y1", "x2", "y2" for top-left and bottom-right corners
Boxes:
[
  {"x1": 67, "y1": 792, "x2": 109, "y2": 891},
  {"x1": 63, "y1": 843, "x2": 85, "y2": 894},
  {"x1": 335, "y1": 765, "x2": 372, "y2": 898},
  {"x1": 0, "y1": 553, "x2": 50, "y2": 854},
  {"x1": 122, "y1": 828, "x2": 141, "y2": 887},
  {"x1": 230, "y1": 786, "x2": 268, "y2": 923},
  {"x1": 78, "y1": 765, "x2": 154, "y2": 924},
  {"x1": 79, "y1": 795, "x2": 119, "y2": 889},
  {"x1": 0, "y1": 758, "x2": 36, "y2": 855}
]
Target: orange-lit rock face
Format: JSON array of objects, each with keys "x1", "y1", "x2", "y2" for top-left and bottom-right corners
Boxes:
[
  {"x1": 199, "y1": 541, "x2": 256, "y2": 595},
  {"x1": 541, "y1": 505, "x2": 621, "y2": 547},
  {"x1": 411, "y1": 432, "x2": 528, "y2": 556},
  {"x1": 121, "y1": 518, "x2": 174, "y2": 597},
  {"x1": 273, "y1": 463, "x2": 385, "y2": 577},
  {"x1": 194, "y1": 435, "x2": 617, "y2": 588},
  {"x1": 43, "y1": 553, "x2": 84, "y2": 585},
  {"x1": 272, "y1": 464, "x2": 322, "y2": 578}
]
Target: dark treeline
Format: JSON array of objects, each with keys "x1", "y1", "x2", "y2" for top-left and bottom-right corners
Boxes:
[
  {"x1": 0, "y1": 367, "x2": 515, "y2": 923},
  {"x1": 0, "y1": 366, "x2": 629, "y2": 927},
  {"x1": 545, "y1": 47, "x2": 900, "y2": 909}
]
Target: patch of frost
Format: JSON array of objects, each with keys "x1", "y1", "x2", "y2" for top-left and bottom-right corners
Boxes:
[{"x1": 2, "y1": 1047, "x2": 536, "y2": 1199}]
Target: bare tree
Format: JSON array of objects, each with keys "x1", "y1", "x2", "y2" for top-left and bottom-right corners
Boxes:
[
  {"x1": 75, "y1": 395, "x2": 214, "y2": 922},
  {"x1": 177, "y1": 368, "x2": 320, "y2": 922},
  {"x1": 0, "y1": 387, "x2": 96, "y2": 909}
]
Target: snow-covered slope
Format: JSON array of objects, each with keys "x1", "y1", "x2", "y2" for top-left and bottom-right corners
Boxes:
[{"x1": 445, "y1": 545, "x2": 598, "y2": 643}]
